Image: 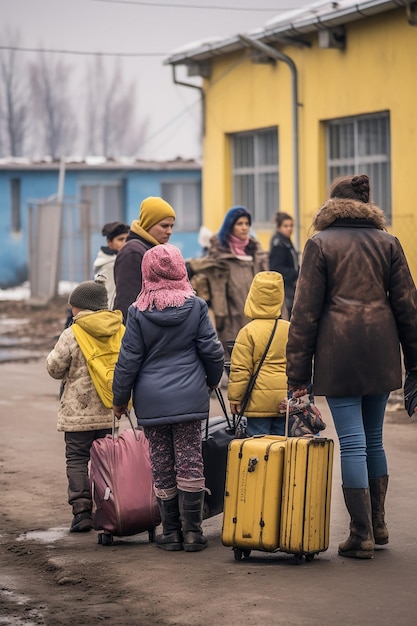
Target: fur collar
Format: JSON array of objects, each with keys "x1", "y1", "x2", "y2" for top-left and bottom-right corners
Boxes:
[{"x1": 313, "y1": 198, "x2": 386, "y2": 231}]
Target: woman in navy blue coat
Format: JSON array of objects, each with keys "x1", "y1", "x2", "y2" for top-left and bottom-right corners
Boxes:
[{"x1": 113, "y1": 244, "x2": 224, "y2": 552}]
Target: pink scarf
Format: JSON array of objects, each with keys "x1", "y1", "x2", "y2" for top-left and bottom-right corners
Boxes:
[{"x1": 229, "y1": 233, "x2": 250, "y2": 257}]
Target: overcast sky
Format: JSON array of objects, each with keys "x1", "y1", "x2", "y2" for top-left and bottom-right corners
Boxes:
[{"x1": 2, "y1": 0, "x2": 308, "y2": 160}]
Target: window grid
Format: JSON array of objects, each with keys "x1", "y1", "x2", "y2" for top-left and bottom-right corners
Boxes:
[
  {"x1": 326, "y1": 113, "x2": 391, "y2": 221},
  {"x1": 231, "y1": 128, "x2": 279, "y2": 224},
  {"x1": 161, "y1": 181, "x2": 202, "y2": 232},
  {"x1": 80, "y1": 183, "x2": 124, "y2": 231}
]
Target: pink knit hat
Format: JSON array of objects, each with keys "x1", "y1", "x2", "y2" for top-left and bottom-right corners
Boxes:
[{"x1": 134, "y1": 244, "x2": 194, "y2": 312}]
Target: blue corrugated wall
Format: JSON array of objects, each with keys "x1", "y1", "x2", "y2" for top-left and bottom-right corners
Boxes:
[{"x1": 0, "y1": 167, "x2": 202, "y2": 288}]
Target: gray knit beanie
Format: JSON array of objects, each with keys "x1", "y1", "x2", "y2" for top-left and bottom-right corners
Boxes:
[{"x1": 68, "y1": 276, "x2": 108, "y2": 311}]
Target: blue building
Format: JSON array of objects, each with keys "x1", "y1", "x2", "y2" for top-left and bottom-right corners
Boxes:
[{"x1": 0, "y1": 157, "x2": 202, "y2": 288}]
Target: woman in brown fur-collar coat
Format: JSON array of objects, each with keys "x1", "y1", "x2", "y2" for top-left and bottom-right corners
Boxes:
[{"x1": 286, "y1": 174, "x2": 417, "y2": 560}]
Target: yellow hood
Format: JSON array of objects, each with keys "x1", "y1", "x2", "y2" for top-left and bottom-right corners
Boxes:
[
  {"x1": 244, "y1": 271, "x2": 284, "y2": 320},
  {"x1": 73, "y1": 310, "x2": 124, "y2": 339}
]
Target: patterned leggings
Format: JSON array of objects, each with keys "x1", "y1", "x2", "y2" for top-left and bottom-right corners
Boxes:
[{"x1": 144, "y1": 420, "x2": 205, "y2": 495}]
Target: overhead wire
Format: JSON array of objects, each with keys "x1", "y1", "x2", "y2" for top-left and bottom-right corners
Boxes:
[
  {"x1": 87, "y1": 0, "x2": 290, "y2": 12},
  {"x1": 3, "y1": 0, "x2": 291, "y2": 153},
  {"x1": 0, "y1": 45, "x2": 167, "y2": 57}
]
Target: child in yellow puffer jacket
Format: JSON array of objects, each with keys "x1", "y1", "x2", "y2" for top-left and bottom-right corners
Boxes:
[{"x1": 228, "y1": 271, "x2": 289, "y2": 436}]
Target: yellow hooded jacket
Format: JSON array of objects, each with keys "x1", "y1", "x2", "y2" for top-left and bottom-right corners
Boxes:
[{"x1": 228, "y1": 271, "x2": 289, "y2": 418}]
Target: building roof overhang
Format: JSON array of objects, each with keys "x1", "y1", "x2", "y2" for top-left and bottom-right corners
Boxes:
[{"x1": 165, "y1": 0, "x2": 408, "y2": 67}]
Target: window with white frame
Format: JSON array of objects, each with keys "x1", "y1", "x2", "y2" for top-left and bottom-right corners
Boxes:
[
  {"x1": 161, "y1": 180, "x2": 201, "y2": 232},
  {"x1": 326, "y1": 113, "x2": 391, "y2": 220},
  {"x1": 231, "y1": 128, "x2": 279, "y2": 224},
  {"x1": 80, "y1": 183, "x2": 124, "y2": 230}
]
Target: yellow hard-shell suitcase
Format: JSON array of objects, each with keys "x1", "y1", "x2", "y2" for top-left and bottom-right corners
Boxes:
[
  {"x1": 222, "y1": 435, "x2": 334, "y2": 563},
  {"x1": 222, "y1": 437, "x2": 286, "y2": 553},
  {"x1": 280, "y1": 437, "x2": 334, "y2": 559}
]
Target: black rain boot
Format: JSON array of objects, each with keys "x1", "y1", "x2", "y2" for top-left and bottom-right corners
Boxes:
[
  {"x1": 70, "y1": 511, "x2": 93, "y2": 533},
  {"x1": 156, "y1": 496, "x2": 183, "y2": 551},
  {"x1": 338, "y1": 487, "x2": 375, "y2": 559},
  {"x1": 178, "y1": 490, "x2": 208, "y2": 552},
  {"x1": 369, "y1": 475, "x2": 389, "y2": 545}
]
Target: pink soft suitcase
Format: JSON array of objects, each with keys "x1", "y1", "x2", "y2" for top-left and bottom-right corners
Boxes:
[{"x1": 90, "y1": 416, "x2": 160, "y2": 545}]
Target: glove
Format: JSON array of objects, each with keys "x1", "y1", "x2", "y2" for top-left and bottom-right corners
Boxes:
[{"x1": 287, "y1": 380, "x2": 311, "y2": 399}]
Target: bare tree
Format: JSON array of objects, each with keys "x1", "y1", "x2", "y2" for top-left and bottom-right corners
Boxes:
[
  {"x1": 29, "y1": 52, "x2": 77, "y2": 159},
  {"x1": 85, "y1": 56, "x2": 147, "y2": 157},
  {"x1": 0, "y1": 29, "x2": 27, "y2": 156}
]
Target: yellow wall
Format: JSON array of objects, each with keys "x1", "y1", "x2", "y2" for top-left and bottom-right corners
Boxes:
[{"x1": 201, "y1": 8, "x2": 417, "y2": 275}]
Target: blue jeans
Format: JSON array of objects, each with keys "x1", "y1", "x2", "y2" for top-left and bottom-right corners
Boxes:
[
  {"x1": 326, "y1": 395, "x2": 389, "y2": 488},
  {"x1": 246, "y1": 417, "x2": 286, "y2": 437}
]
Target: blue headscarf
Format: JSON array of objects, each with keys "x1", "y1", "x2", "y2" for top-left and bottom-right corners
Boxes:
[{"x1": 217, "y1": 206, "x2": 252, "y2": 248}]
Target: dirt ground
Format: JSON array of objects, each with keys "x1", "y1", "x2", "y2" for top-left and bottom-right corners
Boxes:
[{"x1": 1, "y1": 299, "x2": 417, "y2": 625}]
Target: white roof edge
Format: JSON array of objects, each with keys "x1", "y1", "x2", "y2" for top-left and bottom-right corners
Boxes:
[
  {"x1": 165, "y1": 0, "x2": 403, "y2": 65},
  {"x1": 0, "y1": 157, "x2": 201, "y2": 170}
]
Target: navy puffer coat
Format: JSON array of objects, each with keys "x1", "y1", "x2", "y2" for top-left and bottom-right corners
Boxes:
[{"x1": 113, "y1": 297, "x2": 224, "y2": 426}]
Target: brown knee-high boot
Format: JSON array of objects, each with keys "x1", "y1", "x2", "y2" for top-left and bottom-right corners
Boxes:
[
  {"x1": 339, "y1": 487, "x2": 375, "y2": 559},
  {"x1": 369, "y1": 475, "x2": 389, "y2": 545}
]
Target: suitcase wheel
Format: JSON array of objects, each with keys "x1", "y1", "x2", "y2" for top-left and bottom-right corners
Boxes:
[
  {"x1": 233, "y1": 548, "x2": 251, "y2": 561},
  {"x1": 234, "y1": 548, "x2": 243, "y2": 561},
  {"x1": 294, "y1": 553, "x2": 316, "y2": 565},
  {"x1": 98, "y1": 532, "x2": 113, "y2": 546},
  {"x1": 148, "y1": 528, "x2": 156, "y2": 542}
]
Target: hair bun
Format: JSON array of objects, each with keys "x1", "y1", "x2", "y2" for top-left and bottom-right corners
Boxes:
[{"x1": 351, "y1": 174, "x2": 370, "y2": 203}]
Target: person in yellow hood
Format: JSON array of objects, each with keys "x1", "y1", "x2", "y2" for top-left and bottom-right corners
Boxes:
[
  {"x1": 46, "y1": 277, "x2": 124, "y2": 533},
  {"x1": 228, "y1": 271, "x2": 289, "y2": 436}
]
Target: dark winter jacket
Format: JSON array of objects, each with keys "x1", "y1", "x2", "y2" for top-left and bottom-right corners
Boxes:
[
  {"x1": 113, "y1": 232, "x2": 154, "y2": 321},
  {"x1": 286, "y1": 198, "x2": 417, "y2": 397},
  {"x1": 269, "y1": 232, "x2": 299, "y2": 298},
  {"x1": 112, "y1": 297, "x2": 225, "y2": 426}
]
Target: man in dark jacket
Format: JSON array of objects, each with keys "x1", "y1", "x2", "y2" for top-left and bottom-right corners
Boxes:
[{"x1": 113, "y1": 196, "x2": 176, "y2": 321}]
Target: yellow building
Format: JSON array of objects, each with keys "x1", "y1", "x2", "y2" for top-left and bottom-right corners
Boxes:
[{"x1": 166, "y1": 0, "x2": 417, "y2": 275}]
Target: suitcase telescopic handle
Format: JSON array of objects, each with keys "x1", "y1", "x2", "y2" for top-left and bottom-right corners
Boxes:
[
  {"x1": 285, "y1": 391, "x2": 291, "y2": 440},
  {"x1": 112, "y1": 411, "x2": 139, "y2": 441}
]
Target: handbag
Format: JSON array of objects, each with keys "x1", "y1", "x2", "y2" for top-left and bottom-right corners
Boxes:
[{"x1": 279, "y1": 395, "x2": 326, "y2": 437}]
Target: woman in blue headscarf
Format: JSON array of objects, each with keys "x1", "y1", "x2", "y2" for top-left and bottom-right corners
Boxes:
[{"x1": 187, "y1": 206, "x2": 268, "y2": 349}]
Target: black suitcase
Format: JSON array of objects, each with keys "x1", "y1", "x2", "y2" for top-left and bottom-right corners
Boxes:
[
  {"x1": 202, "y1": 416, "x2": 235, "y2": 519},
  {"x1": 202, "y1": 389, "x2": 240, "y2": 519}
]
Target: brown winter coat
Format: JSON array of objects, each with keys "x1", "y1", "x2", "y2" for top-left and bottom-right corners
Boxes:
[
  {"x1": 286, "y1": 198, "x2": 417, "y2": 397},
  {"x1": 188, "y1": 235, "x2": 268, "y2": 347}
]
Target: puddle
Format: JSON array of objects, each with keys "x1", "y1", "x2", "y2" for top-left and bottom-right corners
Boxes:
[
  {"x1": 0, "y1": 337, "x2": 29, "y2": 347},
  {"x1": 17, "y1": 527, "x2": 67, "y2": 544},
  {"x1": 0, "y1": 587, "x2": 46, "y2": 625},
  {"x1": 0, "y1": 349, "x2": 42, "y2": 363},
  {"x1": 0, "y1": 318, "x2": 29, "y2": 333}
]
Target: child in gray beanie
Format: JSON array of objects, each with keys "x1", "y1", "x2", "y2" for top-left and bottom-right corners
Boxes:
[{"x1": 46, "y1": 277, "x2": 125, "y2": 532}]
